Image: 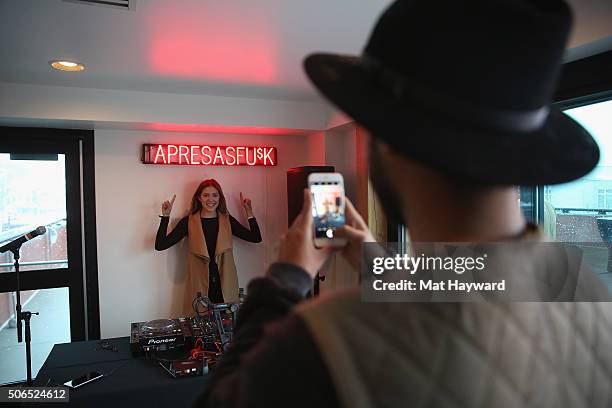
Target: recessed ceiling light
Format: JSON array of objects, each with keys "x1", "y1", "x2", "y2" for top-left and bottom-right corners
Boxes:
[{"x1": 49, "y1": 60, "x2": 85, "y2": 72}]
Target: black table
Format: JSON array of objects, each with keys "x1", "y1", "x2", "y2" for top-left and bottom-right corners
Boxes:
[{"x1": 33, "y1": 337, "x2": 206, "y2": 407}]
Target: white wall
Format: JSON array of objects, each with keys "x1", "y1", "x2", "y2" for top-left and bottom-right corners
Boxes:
[
  {"x1": 566, "y1": 0, "x2": 612, "y2": 49},
  {"x1": 325, "y1": 123, "x2": 358, "y2": 202},
  {"x1": 95, "y1": 128, "x2": 324, "y2": 337},
  {"x1": 326, "y1": 109, "x2": 353, "y2": 130},
  {"x1": 319, "y1": 123, "x2": 362, "y2": 293},
  {"x1": 0, "y1": 81, "x2": 330, "y2": 131}
]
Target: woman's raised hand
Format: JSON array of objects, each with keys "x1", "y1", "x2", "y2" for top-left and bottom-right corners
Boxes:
[
  {"x1": 240, "y1": 192, "x2": 254, "y2": 218},
  {"x1": 161, "y1": 194, "x2": 176, "y2": 216}
]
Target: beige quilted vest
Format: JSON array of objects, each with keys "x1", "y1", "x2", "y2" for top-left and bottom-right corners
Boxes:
[{"x1": 297, "y1": 231, "x2": 612, "y2": 408}]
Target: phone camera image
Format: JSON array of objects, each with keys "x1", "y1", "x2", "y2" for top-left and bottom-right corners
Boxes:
[{"x1": 311, "y1": 181, "x2": 345, "y2": 239}]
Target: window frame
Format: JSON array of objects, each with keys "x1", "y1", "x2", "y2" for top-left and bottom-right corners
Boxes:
[
  {"x1": 0, "y1": 127, "x2": 100, "y2": 341},
  {"x1": 528, "y1": 50, "x2": 612, "y2": 225}
]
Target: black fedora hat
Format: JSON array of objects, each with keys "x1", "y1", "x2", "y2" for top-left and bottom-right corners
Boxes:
[{"x1": 304, "y1": 0, "x2": 599, "y2": 185}]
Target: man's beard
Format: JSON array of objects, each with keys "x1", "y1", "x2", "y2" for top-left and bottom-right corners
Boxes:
[{"x1": 368, "y1": 139, "x2": 406, "y2": 228}]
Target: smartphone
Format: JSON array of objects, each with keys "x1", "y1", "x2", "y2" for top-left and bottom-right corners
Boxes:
[
  {"x1": 308, "y1": 172, "x2": 347, "y2": 247},
  {"x1": 64, "y1": 371, "x2": 104, "y2": 389}
]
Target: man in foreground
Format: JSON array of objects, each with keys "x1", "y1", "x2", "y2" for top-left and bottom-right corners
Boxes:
[{"x1": 195, "y1": 0, "x2": 612, "y2": 406}]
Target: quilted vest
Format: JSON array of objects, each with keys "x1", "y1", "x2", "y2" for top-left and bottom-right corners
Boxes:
[{"x1": 297, "y1": 229, "x2": 612, "y2": 408}]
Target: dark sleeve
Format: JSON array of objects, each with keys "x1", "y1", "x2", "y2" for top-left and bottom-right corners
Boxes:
[
  {"x1": 229, "y1": 214, "x2": 262, "y2": 243},
  {"x1": 192, "y1": 263, "x2": 338, "y2": 408},
  {"x1": 154, "y1": 216, "x2": 188, "y2": 251}
]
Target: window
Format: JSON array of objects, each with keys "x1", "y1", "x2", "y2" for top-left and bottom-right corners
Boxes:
[
  {"x1": 544, "y1": 186, "x2": 552, "y2": 203},
  {"x1": 544, "y1": 99, "x2": 612, "y2": 244},
  {"x1": 543, "y1": 97, "x2": 612, "y2": 291},
  {"x1": 0, "y1": 154, "x2": 68, "y2": 273}
]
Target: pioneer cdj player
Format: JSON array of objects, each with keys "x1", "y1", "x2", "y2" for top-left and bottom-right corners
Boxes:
[
  {"x1": 130, "y1": 317, "x2": 194, "y2": 356},
  {"x1": 130, "y1": 316, "x2": 222, "y2": 357},
  {"x1": 130, "y1": 294, "x2": 240, "y2": 364}
]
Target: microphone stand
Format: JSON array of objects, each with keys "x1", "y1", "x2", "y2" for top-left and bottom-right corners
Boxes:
[{"x1": 11, "y1": 245, "x2": 38, "y2": 386}]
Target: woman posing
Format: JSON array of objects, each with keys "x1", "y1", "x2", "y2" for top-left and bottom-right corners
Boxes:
[{"x1": 155, "y1": 179, "x2": 261, "y2": 314}]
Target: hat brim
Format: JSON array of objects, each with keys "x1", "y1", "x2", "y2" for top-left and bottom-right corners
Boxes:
[{"x1": 304, "y1": 53, "x2": 600, "y2": 186}]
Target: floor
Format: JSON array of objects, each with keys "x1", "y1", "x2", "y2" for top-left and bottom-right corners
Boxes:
[{"x1": 0, "y1": 287, "x2": 71, "y2": 385}]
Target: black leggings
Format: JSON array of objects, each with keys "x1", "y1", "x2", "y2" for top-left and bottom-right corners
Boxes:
[{"x1": 208, "y1": 261, "x2": 224, "y2": 303}]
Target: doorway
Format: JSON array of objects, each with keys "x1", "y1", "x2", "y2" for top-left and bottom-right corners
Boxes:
[{"x1": 0, "y1": 127, "x2": 99, "y2": 384}]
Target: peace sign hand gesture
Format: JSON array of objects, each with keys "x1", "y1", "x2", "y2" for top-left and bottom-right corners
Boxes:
[
  {"x1": 240, "y1": 192, "x2": 254, "y2": 218},
  {"x1": 161, "y1": 194, "x2": 176, "y2": 216}
]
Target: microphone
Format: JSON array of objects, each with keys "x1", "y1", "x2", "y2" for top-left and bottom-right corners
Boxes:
[{"x1": 0, "y1": 226, "x2": 47, "y2": 253}]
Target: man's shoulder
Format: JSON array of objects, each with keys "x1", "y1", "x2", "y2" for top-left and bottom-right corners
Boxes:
[
  {"x1": 296, "y1": 288, "x2": 361, "y2": 316},
  {"x1": 295, "y1": 289, "x2": 462, "y2": 334},
  {"x1": 296, "y1": 288, "x2": 612, "y2": 335}
]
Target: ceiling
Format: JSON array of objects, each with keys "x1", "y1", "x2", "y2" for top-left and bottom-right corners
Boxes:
[
  {"x1": 0, "y1": 0, "x2": 392, "y2": 101},
  {"x1": 0, "y1": 0, "x2": 611, "y2": 103}
]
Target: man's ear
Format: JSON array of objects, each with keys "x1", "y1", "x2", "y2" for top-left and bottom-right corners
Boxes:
[
  {"x1": 376, "y1": 139, "x2": 392, "y2": 155},
  {"x1": 369, "y1": 137, "x2": 397, "y2": 163}
]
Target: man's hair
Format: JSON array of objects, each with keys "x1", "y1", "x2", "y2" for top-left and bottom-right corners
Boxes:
[
  {"x1": 370, "y1": 134, "x2": 499, "y2": 200},
  {"x1": 443, "y1": 173, "x2": 501, "y2": 199}
]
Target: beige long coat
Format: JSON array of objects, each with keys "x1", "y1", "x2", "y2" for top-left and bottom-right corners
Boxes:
[{"x1": 183, "y1": 212, "x2": 239, "y2": 315}]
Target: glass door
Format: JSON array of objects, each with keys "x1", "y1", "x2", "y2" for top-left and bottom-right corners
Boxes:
[{"x1": 0, "y1": 127, "x2": 96, "y2": 385}]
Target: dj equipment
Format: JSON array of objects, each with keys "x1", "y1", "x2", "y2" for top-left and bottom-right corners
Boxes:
[
  {"x1": 159, "y1": 358, "x2": 208, "y2": 378},
  {"x1": 130, "y1": 294, "x2": 240, "y2": 380},
  {"x1": 193, "y1": 293, "x2": 239, "y2": 347},
  {"x1": 130, "y1": 298, "x2": 239, "y2": 357},
  {"x1": 130, "y1": 318, "x2": 193, "y2": 356}
]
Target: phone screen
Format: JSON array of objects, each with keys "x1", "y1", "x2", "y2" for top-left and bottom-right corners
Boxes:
[
  {"x1": 310, "y1": 181, "x2": 345, "y2": 239},
  {"x1": 64, "y1": 371, "x2": 103, "y2": 388}
]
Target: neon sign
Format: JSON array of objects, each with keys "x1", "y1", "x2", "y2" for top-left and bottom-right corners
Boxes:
[{"x1": 142, "y1": 144, "x2": 277, "y2": 166}]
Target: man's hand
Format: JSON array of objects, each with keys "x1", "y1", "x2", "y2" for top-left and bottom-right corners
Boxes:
[
  {"x1": 335, "y1": 197, "x2": 376, "y2": 271},
  {"x1": 277, "y1": 189, "x2": 334, "y2": 278}
]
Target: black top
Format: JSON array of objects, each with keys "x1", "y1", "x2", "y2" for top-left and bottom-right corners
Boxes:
[
  {"x1": 155, "y1": 214, "x2": 262, "y2": 255},
  {"x1": 156, "y1": 213, "x2": 261, "y2": 303}
]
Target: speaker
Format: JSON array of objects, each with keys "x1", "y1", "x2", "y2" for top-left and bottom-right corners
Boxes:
[{"x1": 287, "y1": 166, "x2": 334, "y2": 226}]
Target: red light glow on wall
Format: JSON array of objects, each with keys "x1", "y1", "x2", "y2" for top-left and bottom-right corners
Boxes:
[{"x1": 142, "y1": 144, "x2": 277, "y2": 166}]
